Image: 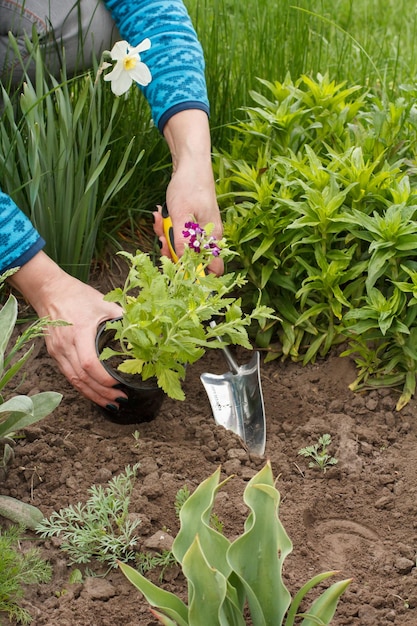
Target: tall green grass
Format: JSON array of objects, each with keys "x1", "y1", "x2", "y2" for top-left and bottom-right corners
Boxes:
[{"x1": 185, "y1": 0, "x2": 417, "y2": 142}]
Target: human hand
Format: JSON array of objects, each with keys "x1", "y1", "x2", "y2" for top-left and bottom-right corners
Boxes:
[
  {"x1": 154, "y1": 109, "x2": 224, "y2": 275},
  {"x1": 9, "y1": 252, "x2": 125, "y2": 409}
]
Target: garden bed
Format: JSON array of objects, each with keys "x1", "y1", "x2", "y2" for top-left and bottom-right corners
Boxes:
[{"x1": 2, "y1": 274, "x2": 417, "y2": 626}]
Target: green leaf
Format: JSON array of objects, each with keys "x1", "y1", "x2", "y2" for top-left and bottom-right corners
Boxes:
[
  {"x1": 118, "y1": 561, "x2": 189, "y2": 626},
  {"x1": 0, "y1": 392, "x2": 62, "y2": 438},
  {"x1": 183, "y1": 536, "x2": 228, "y2": 626},
  {"x1": 173, "y1": 467, "x2": 232, "y2": 575},
  {"x1": 0, "y1": 296, "x2": 17, "y2": 367},
  {"x1": 300, "y1": 578, "x2": 352, "y2": 625},
  {"x1": 227, "y1": 462, "x2": 292, "y2": 625}
]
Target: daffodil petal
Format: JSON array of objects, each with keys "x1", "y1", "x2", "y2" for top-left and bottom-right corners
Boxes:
[
  {"x1": 129, "y1": 63, "x2": 152, "y2": 86},
  {"x1": 103, "y1": 60, "x2": 124, "y2": 82},
  {"x1": 109, "y1": 40, "x2": 130, "y2": 61},
  {"x1": 111, "y1": 72, "x2": 133, "y2": 96},
  {"x1": 131, "y1": 38, "x2": 151, "y2": 55}
]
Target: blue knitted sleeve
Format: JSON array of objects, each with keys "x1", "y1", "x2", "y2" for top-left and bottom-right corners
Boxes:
[
  {"x1": 0, "y1": 190, "x2": 45, "y2": 273},
  {"x1": 103, "y1": 0, "x2": 209, "y2": 131}
]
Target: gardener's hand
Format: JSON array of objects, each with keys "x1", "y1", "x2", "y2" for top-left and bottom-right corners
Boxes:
[
  {"x1": 154, "y1": 109, "x2": 224, "y2": 275},
  {"x1": 8, "y1": 251, "x2": 125, "y2": 408}
]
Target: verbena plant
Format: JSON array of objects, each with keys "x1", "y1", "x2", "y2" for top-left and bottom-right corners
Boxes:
[
  {"x1": 214, "y1": 72, "x2": 417, "y2": 408},
  {"x1": 0, "y1": 34, "x2": 143, "y2": 281},
  {"x1": 119, "y1": 461, "x2": 351, "y2": 625},
  {"x1": 101, "y1": 223, "x2": 276, "y2": 401}
]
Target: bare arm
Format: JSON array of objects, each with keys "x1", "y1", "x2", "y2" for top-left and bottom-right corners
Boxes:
[
  {"x1": 9, "y1": 251, "x2": 125, "y2": 408},
  {"x1": 153, "y1": 109, "x2": 223, "y2": 275}
]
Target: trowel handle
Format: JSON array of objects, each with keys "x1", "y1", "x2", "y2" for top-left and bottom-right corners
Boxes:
[
  {"x1": 208, "y1": 321, "x2": 240, "y2": 374},
  {"x1": 161, "y1": 203, "x2": 179, "y2": 262}
]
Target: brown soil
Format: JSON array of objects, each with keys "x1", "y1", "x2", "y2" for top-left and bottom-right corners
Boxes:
[{"x1": 2, "y1": 271, "x2": 417, "y2": 626}]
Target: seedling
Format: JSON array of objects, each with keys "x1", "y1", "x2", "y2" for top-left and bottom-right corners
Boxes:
[{"x1": 298, "y1": 433, "x2": 338, "y2": 473}]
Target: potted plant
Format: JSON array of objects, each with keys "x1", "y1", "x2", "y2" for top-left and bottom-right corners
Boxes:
[{"x1": 96, "y1": 221, "x2": 275, "y2": 424}]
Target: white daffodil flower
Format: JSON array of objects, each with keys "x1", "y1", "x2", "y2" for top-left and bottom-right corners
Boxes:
[{"x1": 103, "y1": 39, "x2": 152, "y2": 96}]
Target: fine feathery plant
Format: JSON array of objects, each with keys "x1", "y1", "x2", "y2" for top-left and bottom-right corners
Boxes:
[
  {"x1": 119, "y1": 461, "x2": 351, "y2": 625},
  {"x1": 0, "y1": 524, "x2": 52, "y2": 625},
  {"x1": 35, "y1": 464, "x2": 141, "y2": 569},
  {"x1": 298, "y1": 434, "x2": 338, "y2": 473}
]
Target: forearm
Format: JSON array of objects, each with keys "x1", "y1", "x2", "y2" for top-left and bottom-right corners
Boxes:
[
  {"x1": 7, "y1": 251, "x2": 66, "y2": 317},
  {"x1": 104, "y1": 0, "x2": 209, "y2": 131},
  {"x1": 163, "y1": 109, "x2": 213, "y2": 181}
]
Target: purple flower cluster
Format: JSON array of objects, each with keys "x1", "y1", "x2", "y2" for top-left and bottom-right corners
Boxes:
[{"x1": 182, "y1": 221, "x2": 221, "y2": 257}]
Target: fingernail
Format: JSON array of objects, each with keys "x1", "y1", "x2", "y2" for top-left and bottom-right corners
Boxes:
[
  {"x1": 158, "y1": 239, "x2": 162, "y2": 249},
  {"x1": 116, "y1": 396, "x2": 129, "y2": 405},
  {"x1": 105, "y1": 403, "x2": 118, "y2": 412},
  {"x1": 112, "y1": 383, "x2": 124, "y2": 390}
]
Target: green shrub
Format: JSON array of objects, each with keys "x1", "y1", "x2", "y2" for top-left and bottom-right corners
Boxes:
[{"x1": 215, "y1": 73, "x2": 417, "y2": 408}]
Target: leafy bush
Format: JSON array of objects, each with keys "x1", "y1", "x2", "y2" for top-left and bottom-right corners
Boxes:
[
  {"x1": 119, "y1": 461, "x2": 350, "y2": 625},
  {"x1": 215, "y1": 73, "x2": 417, "y2": 408}
]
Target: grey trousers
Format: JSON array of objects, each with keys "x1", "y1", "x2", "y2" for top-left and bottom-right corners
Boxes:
[{"x1": 0, "y1": 0, "x2": 119, "y2": 85}]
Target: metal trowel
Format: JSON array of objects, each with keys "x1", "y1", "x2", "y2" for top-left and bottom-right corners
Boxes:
[
  {"x1": 200, "y1": 323, "x2": 266, "y2": 455},
  {"x1": 162, "y1": 204, "x2": 266, "y2": 455}
]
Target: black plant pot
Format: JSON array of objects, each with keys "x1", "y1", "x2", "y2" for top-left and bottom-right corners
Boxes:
[{"x1": 95, "y1": 320, "x2": 165, "y2": 425}]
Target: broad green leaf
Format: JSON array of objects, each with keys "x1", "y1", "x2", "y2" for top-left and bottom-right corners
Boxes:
[
  {"x1": 227, "y1": 462, "x2": 292, "y2": 625},
  {"x1": 183, "y1": 536, "x2": 228, "y2": 626},
  {"x1": 118, "y1": 561, "x2": 189, "y2": 626},
  {"x1": 0, "y1": 392, "x2": 62, "y2": 437},
  {"x1": 173, "y1": 468, "x2": 232, "y2": 575},
  {"x1": 300, "y1": 578, "x2": 352, "y2": 625},
  {"x1": 285, "y1": 571, "x2": 339, "y2": 626}
]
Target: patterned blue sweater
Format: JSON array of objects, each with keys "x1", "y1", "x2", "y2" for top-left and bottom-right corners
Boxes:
[{"x1": 0, "y1": 0, "x2": 209, "y2": 273}]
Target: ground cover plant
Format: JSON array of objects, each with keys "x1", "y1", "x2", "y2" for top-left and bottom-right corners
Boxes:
[{"x1": 35, "y1": 464, "x2": 141, "y2": 569}]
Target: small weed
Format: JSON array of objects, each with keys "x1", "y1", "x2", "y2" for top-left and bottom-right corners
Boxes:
[
  {"x1": 298, "y1": 434, "x2": 338, "y2": 473},
  {"x1": 35, "y1": 464, "x2": 141, "y2": 568},
  {"x1": 0, "y1": 524, "x2": 52, "y2": 624},
  {"x1": 136, "y1": 549, "x2": 178, "y2": 581},
  {"x1": 174, "y1": 485, "x2": 190, "y2": 517},
  {"x1": 132, "y1": 430, "x2": 141, "y2": 447}
]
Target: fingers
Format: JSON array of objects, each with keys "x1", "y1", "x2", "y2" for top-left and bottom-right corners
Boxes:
[
  {"x1": 44, "y1": 323, "x2": 125, "y2": 408},
  {"x1": 153, "y1": 206, "x2": 225, "y2": 276}
]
